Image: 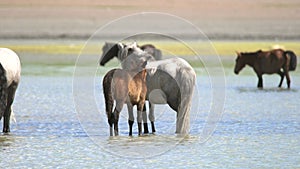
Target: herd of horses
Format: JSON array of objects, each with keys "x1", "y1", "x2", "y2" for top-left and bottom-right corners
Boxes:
[
  {"x1": 0, "y1": 42, "x2": 297, "y2": 135},
  {"x1": 100, "y1": 42, "x2": 297, "y2": 136}
]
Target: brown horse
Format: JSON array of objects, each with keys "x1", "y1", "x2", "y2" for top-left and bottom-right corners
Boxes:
[
  {"x1": 100, "y1": 42, "x2": 161, "y2": 134},
  {"x1": 234, "y1": 49, "x2": 297, "y2": 88},
  {"x1": 102, "y1": 68, "x2": 147, "y2": 136}
]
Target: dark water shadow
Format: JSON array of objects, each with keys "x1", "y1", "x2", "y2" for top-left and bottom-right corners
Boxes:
[
  {"x1": 236, "y1": 87, "x2": 298, "y2": 93},
  {"x1": 0, "y1": 133, "x2": 15, "y2": 149}
]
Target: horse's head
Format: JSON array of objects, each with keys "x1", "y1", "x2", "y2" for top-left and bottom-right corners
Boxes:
[
  {"x1": 99, "y1": 42, "x2": 119, "y2": 66},
  {"x1": 117, "y1": 42, "x2": 155, "y2": 72},
  {"x1": 234, "y1": 51, "x2": 246, "y2": 74}
]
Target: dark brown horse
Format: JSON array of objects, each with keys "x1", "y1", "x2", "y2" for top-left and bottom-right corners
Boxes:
[
  {"x1": 234, "y1": 49, "x2": 297, "y2": 88},
  {"x1": 102, "y1": 68, "x2": 147, "y2": 136}
]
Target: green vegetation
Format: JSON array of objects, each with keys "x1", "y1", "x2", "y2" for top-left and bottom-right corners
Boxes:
[
  {"x1": 2, "y1": 40, "x2": 299, "y2": 76},
  {"x1": 4, "y1": 41, "x2": 300, "y2": 57}
]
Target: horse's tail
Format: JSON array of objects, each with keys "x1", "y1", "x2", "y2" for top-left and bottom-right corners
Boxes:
[
  {"x1": 176, "y1": 66, "x2": 196, "y2": 135},
  {"x1": 102, "y1": 70, "x2": 115, "y2": 118},
  {"x1": 285, "y1": 50, "x2": 297, "y2": 71},
  {"x1": 0, "y1": 63, "x2": 7, "y2": 120}
]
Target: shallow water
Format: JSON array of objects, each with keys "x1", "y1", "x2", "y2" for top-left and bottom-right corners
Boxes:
[{"x1": 0, "y1": 66, "x2": 300, "y2": 168}]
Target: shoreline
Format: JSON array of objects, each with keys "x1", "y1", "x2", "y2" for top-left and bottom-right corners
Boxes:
[{"x1": 1, "y1": 39, "x2": 299, "y2": 56}]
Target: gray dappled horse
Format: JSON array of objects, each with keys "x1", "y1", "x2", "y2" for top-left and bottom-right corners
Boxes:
[
  {"x1": 100, "y1": 42, "x2": 196, "y2": 135},
  {"x1": 0, "y1": 48, "x2": 21, "y2": 133}
]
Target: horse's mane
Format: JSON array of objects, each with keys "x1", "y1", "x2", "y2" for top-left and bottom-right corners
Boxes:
[{"x1": 241, "y1": 50, "x2": 262, "y2": 56}]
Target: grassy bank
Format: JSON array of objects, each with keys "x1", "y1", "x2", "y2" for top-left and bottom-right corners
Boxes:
[
  {"x1": 2, "y1": 40, "x2": 298, "y2": 76},
  {"x1": 3, "y1": 41, "x2": 300, "y2": 57}
]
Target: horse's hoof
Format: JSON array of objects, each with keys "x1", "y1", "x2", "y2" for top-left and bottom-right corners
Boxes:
[{"x1": 143, "y1": 132, "x2": 150, "y2": 136}]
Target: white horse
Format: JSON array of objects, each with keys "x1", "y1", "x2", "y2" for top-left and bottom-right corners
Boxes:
[
  {"x1": 118, "y1": 42, "x2": 196, "y2": 134},
  {"x1": 0, "y1": 48, "x2": 21, "y2": 133}
]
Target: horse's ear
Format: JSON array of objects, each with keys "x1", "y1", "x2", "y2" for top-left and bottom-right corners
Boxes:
[
  {"x1": 132, "y1": 41, "x2": 137, "y2": 47},
  {"x1": 235, "y1": 51, "x2": 241, "y2": 56}
]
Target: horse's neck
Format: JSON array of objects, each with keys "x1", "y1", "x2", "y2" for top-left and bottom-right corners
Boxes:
[
  {"x1": 244, "y1": 55, "x2": 257, "y2": 66},
  {"x1": 127, "y1": 70, "x2": 141, "y2": 78}
]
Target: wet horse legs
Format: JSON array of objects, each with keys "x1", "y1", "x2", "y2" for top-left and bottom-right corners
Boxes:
[
  {"x1": 127, "y1": 104, "x2": 134, "y2": 136},
  {"x1": 284, "y1": 69, "x2": 291, "y2": 88},
  {"x1": 3, "y1": 83, "x2": 18, "y2": 133},
  {"x1": 137, "y1": 103, "x2": 144, "y2": 135},
  {"x1": 257, "y1": 75, "x2": 263, "y2": 88},
  {"x1": 142, "y1": 105, "x2": 149, "y2": 134},
  {"x1": 149, "y1": 102, "x2": 156, "y2": 133},
  {"x1": 111, "y1": 100, "x2": 124, "y2": 136},
  {"x1": 142, "y1": 102, "x2": 156, "y2": 134},
  {"x1": 277, "y1": 70, "x2": 285, "y2": 88}
]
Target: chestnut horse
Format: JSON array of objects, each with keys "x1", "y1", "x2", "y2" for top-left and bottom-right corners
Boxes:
[
  {"x1": 102, "y1": 68, "x2": 147, "y2": 136},
  {"x1": 234, "y1": 49, "x2": 297, "y2": 88},
  {"x1": 100, "y1": 42, "x2": 161, "y2": 134},
  {"x1": 0, "y1": 48, "x2": 21, "y2": 133}
]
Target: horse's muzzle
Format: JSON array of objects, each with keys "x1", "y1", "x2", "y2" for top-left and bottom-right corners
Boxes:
[{"x1": 234, "y1": 70, "x2": 239, "y2": 74}]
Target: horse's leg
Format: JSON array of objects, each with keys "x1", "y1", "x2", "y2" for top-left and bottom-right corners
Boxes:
[
  {"x1": 142, "y1": 104, "x2": 149, "y2": 134},
  {"x1": 113, "y1": 100, "x2": 124, "y2": 136},
  {"x1": 112, "y1": 107, "x2": 120, "y2": 136},
  {"x1": 137, "y1": 102, "x2": 145, "y2": 136},
  {"x1": 149, "y1": 102, "x2": 156, "y2": 133},
  {"x1": 257, "y1": 74, "x2": 263, "y2": 88},
  {"x1": 284, "y1": 55, "x2": 291, "y2": 88},
  {"x1": 127, "y1": 103, "x2": 134, "y2": 136},
  {"x1": 108, "y1": 114, "x2": 114, "y2": 136},
  {"x1": 284, "y1": 68, "x2": 291, "y2": 88},
  {"x1": 277, "y1": 70, "x2": 284, "y2": 88},
  {"x1": 105, "y1": 95, "x2": 114, "y2": 136},
  {"x1": 3, "y1": 83, "x2": 18, "y2": 133}
]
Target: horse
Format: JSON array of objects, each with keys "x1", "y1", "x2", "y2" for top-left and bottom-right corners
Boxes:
[
  {"x1": 101, "y1": 42, "x2": 196, "y2": 135},
  {"x1": 234, "y1": 49, "x2": 297, "y2": 88},
  {"x1": 102, "y1": 67, "x2": 147, "y2": 136},
  {"x1": 0, "y1": 48, "x2": 21, "y2": 133},
  {"x1": 99, "y1": 42, "x2": 162, "y2": 66},
  {"x1": 100, "y1": 42, "x2": 162, "y2": 134}
]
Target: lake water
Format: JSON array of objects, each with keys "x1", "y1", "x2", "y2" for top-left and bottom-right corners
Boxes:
[{"x1": 0, "y1": 64, "x2": 300, "y2": 168}]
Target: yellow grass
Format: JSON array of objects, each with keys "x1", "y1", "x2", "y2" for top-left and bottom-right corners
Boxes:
[{"x1": 3, "y1": 41, "x2": 300, "y2": 57}]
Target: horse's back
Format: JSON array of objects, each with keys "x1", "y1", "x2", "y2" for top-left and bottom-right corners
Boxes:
[
  {"x1": 146, "y1": 57, "x2": 195, "y2": 108},
  {"x1": 0, "y1": 48, "x2": 21, "y2": 85}
]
